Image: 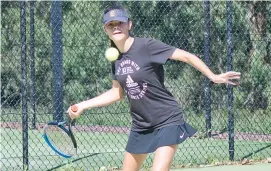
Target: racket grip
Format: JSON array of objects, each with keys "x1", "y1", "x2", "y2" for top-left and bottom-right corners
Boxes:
[{"x1": 71, "y1": 105, "x2": 78, "y2": 112}]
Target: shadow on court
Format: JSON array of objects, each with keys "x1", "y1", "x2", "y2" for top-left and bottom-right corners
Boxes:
[
  {"x1": 241, "y1": 143, "x2": 271, "y2": 160},
  {"x1": 46, "y1": 153, "x2": 100, "y2": 171}
]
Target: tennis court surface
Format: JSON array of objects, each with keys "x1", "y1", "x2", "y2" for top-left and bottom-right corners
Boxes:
[{"x1": 172, "y1": 163, "x2": 270, "y2": 171}]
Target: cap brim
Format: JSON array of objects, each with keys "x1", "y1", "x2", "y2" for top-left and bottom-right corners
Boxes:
[{"x1": 104, "y1": 17, "x2": 128, "y2": 25}]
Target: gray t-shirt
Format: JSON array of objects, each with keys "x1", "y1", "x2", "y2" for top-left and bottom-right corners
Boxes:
[{"x1": 112, "y1": 37, "x2": 184, "y2": 131}]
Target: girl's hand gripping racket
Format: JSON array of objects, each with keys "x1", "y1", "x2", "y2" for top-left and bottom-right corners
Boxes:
[{"x1": 42, "y1": 105, "x2": 78, "y2": 158}]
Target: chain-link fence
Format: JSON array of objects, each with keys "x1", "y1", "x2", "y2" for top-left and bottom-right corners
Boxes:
[{"x1": 1, "y1": 1, "x2": 271, "y2": 171}]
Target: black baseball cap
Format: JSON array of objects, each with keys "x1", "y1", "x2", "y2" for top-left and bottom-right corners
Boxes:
[{"x1": 103, "y1": 9, "x2": 129, "y2": 25}]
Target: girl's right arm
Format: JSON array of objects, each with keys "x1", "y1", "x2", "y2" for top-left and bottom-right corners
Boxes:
[{"x1": 68, "y1": 80, "x2": 124, "y2": 119}]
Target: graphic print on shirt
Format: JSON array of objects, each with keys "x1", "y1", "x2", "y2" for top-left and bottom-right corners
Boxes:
[{"x1": 116, "y1": 59, "x2": 148, "y2": 100}]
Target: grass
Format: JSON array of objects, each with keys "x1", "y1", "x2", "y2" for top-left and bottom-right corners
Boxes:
[{"x1": 1, "y1": 127, "x2": 270, "y2": 171}]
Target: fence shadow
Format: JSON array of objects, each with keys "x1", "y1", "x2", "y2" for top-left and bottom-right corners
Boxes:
[
  {"x1": 241, "y1": 143, "x2": 271, "y2": 160},
  {"x1": 47, "y1": 153, "x2": 100, "y2": 171}
]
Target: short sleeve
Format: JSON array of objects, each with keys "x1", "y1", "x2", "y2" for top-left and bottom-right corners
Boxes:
[
  {"x1": 111, "y1": 62, "x2": 117, "y2": 80},
  {"x1": 147, "y1": 38, "x2": 176, "y2": 64}
]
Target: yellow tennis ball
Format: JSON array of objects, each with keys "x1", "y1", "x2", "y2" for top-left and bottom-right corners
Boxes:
[{"x1": 105, "y1": 47, "x2": 119, "y2": 62}]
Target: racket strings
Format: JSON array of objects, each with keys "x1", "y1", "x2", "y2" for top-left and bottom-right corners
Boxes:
[{"x1": 45, "y1": 125, "x2": 76, "y2": 156}]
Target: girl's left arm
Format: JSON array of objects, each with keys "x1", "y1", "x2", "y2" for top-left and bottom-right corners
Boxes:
[{"x1": 170, "y1": 49, "x2": 241, "y2": 85}]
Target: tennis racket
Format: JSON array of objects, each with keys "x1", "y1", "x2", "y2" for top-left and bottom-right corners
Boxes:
[{"x1": 42, "y1": 105, "x2": 78, "y2": 158}]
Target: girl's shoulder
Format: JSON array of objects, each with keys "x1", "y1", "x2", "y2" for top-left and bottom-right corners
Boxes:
[
  {"x1": 134, "y1": 37, "x2": 160, "y2": 47},
  {"x1": 134, "y1": 37, "x2": 156, "y2": 42}
]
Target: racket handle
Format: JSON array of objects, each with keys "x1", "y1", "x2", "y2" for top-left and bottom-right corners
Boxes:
[{"x1": 71, "y1": 105, "x2": 78, "y2": 112}]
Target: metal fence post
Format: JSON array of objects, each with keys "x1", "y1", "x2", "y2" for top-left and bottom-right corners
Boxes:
[
  {"x1": 226, "y1": 0, "x2": 234, "y2": 161},
  {"x1": 204, "y1": 0, "x2": 211, "y2": 138},
  {"x1": 20, "y1": 1, "x2": 29, "y2": 169},
  {"x1": 30, "y1": 1, "x2": 36, "y2": 129},
  {"x1": 51, "y1": 1, "x2": 63, "y2": 121}
]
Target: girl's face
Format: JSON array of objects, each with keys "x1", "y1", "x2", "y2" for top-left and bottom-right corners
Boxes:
[{"x1": 104, "y1": 20, "x2": 132, "y2": 42}]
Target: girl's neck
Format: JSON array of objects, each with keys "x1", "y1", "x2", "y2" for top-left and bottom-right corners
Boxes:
[{"x1": 115, "y1": 36, "x2": 134, "y2": 53}]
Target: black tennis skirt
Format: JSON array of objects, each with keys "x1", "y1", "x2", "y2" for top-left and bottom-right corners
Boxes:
[{"x1": 125, "y1": 123, "x2": 197, "y2": 154}]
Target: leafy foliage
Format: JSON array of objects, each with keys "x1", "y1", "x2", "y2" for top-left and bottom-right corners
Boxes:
[{"x1": 1, "y1": 1, "x2": 270, "y2": 120}]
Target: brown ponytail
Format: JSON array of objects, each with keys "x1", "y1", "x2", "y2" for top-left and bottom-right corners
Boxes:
[
  {"x1": 110, "y1": 40, "x2": 117, "y2": 49},
  {"x1": 110, "y1": 40, "x2": 121, "y2": 54}
]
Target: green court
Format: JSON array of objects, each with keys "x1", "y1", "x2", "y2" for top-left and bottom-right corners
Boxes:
[
  {"x1": 172, "y1": 163, "x2": 271, "y2": 171},
  {"x1": 1, "y1": 127, "x2": 270, "y2": 171}
]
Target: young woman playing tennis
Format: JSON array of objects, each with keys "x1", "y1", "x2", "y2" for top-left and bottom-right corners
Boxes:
[{"x1": 68, "y1": 5, "x2": 241, "y2": 171}]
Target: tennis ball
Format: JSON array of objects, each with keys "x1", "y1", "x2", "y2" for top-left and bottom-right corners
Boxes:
[{"x1": 105, "y1": 47, "x2": 119, "y2": 62}]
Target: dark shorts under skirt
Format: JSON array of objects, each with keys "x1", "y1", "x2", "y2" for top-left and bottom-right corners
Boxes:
[{"x1": 125, "y1": 123, "x2": 197, "y2": 154}]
